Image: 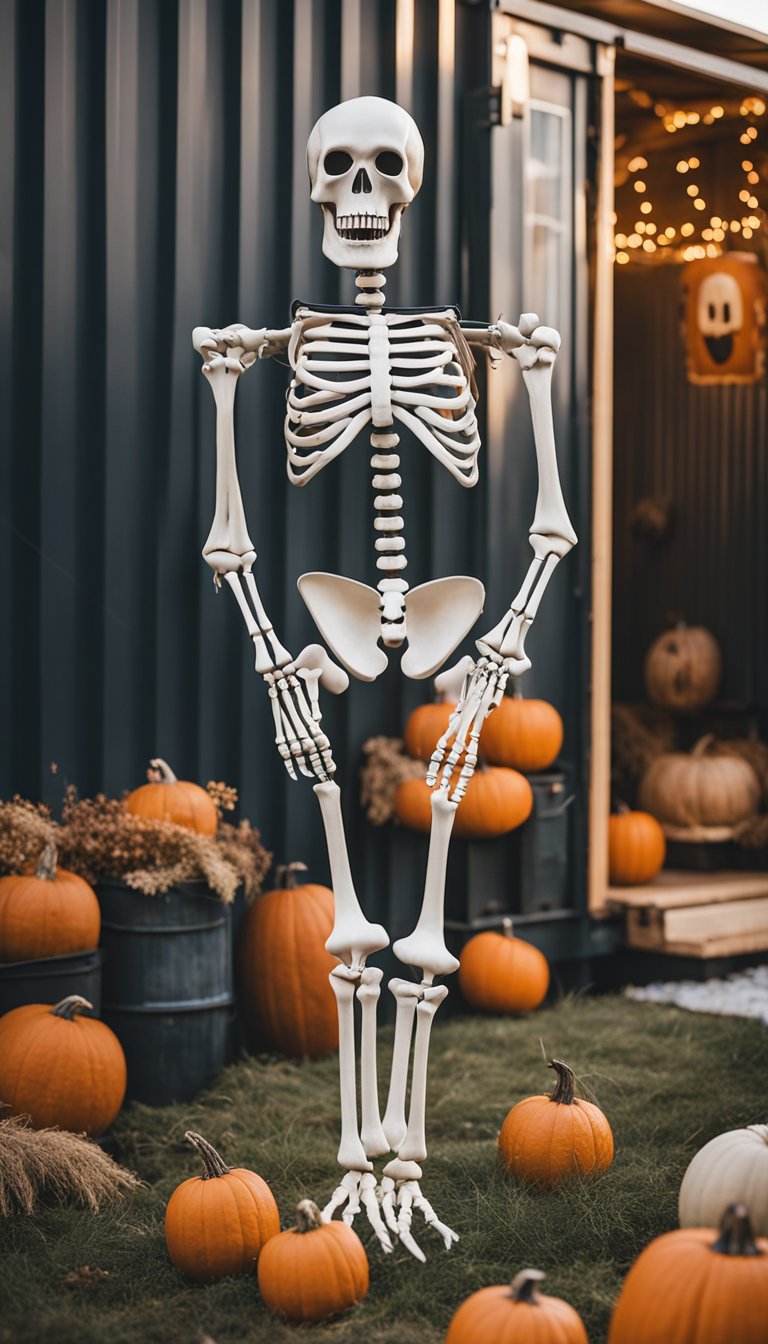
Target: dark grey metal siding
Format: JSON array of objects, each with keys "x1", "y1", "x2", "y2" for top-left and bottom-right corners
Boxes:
[
  {"x1": 613, "y1": 264, "x2": 768, "y2": 713},
  {"x1": 2, "y1": 1, "x2": 591, "y2": 946}
]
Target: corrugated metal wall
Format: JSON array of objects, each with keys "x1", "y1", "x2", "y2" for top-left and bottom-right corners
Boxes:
[
  {"x1": 1, "y1": 0, "x2": 502, "y2": 885},
  {"x1": 613, "y1": 263, "x2": 768, "y2": 712}
]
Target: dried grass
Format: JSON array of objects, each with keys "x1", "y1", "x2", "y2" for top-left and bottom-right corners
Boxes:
[
  {"x1": 359, "y1": 736, "x2": 425, "y2": 825},
  {"x1": 0, "y1": 1116, "x2": 140, "y2": 1215},
  {"x1": 0, "y1": 798, "x2": 58, "y2": 875}
]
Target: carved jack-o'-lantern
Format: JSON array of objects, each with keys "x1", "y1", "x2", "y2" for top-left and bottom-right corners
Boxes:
[{"x1": 681, "y1": 252, "x2": 768, "y2": 385}]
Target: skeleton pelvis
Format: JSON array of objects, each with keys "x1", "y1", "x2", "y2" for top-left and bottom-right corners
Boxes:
[{"x1": 297, "y1": 572, "x2": 484, "y2": 682}]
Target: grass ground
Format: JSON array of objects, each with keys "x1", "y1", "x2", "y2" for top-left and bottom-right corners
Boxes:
[{"x1": 1, "y1": 994, "x2": 766, "y2": 1344}]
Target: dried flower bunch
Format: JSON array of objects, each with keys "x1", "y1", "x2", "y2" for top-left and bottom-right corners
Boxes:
[
  {"x1": 0, "y1": 788, "x2": 271, "y2": 904},
  {"x1": 360, "y1": 736, "x2": 425, "y2": 826},
  {"x1": 0, "y1": 1114, "x2": 140, "y2": 1215}
]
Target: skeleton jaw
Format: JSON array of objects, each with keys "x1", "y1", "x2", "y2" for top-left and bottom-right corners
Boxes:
[{"x1": 321, "y1": 203, "x2": 405, "y2": 270}]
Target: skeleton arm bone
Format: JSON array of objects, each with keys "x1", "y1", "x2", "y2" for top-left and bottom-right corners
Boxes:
[
  {"x1": 193, "y1": 327, "x2": 346, "y2": 782},
  {"x1": 427, "y1": 322, "x2": 576, "y2": 796}
]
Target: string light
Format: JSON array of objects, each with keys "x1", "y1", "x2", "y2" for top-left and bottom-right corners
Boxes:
[
  {"x1": 633, "y1": 180, "x2": 647, "y2": 192},
  {"x1": 686, "y1": 183, "x2": 699, "y2": 197},
  {"x1": 693, "y1": 198, "x2": 707, "y2": 211},
  {"x1": 616, "y1": 251, "x2": 630, "y2": 264},
  {"x1": 640, "y1": 200, "x2": 653, "y2": 214},
  {"x1": 681, "y1": 222, "x2": 695, "y2": 237},
  {"x1": 628, "y1": 156, "x2": 648, "y2": 172},
  {"x1": 676, "y1": 160, "x2": 689, "y2": 173}
]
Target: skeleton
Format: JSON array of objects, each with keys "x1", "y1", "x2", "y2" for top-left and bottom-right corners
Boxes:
[{"x1": 193, "y1": 97, "x2": 576, "y2": 1261}]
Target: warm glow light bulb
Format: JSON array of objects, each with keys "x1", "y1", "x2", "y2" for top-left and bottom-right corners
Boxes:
[
  {"x1": 628, "y1": 156, "x2": 648, "y2": 172},
  {"x1": 676, "y1": 160, "x2": 689, "y2": 173},
  {"x1": 640, "y1": 201, "x2": 653, "y2": 214},
  {"x1": 693, "y1": 198, "x2": 706, "y2": 211},
  {"x1": 742, "y1": 160, "x2": 754, "y2": 171},
  {"x1": 643, "y1": 239, "x2": 656, "y2": 252},
  {"x1": 634, "y1": 180, "x2": 646, "y2": 193},
  {"x1": 686, "y1": 184, "x2": 699, "y2": 197},
  {"x1": 615, "y1": 233, "x2": 628, "y2": 247},
  {"x1": 688, "y1": 157, "x2": 700, "y2": 169},
  {"x1": 740, "y1": 189, "x2": 751, "y2": 202},
  {"x1": 616, "y1": 251, "x2": 630, "y2": 264},
  {"x1": 681, "y1": 222, "x2": 695, "y2": 236},
  {"x1": 628, "y1": 234, "x2": 642, "y2": 248},
  {"x1": 748, "y1": 171, "x2": 760, "y2": 185},
  {"x1": 665, "y1": 226, "x2": 676, "y2": 238}
]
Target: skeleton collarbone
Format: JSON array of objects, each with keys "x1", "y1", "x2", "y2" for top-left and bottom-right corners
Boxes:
[{"x1": 285, "y1": 305, "x2": 479, "y2": 487}]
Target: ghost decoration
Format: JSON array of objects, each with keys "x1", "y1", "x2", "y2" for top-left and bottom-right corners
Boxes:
[{"x1": 681, "y1": 251, "x2": 768, "y2": 385}]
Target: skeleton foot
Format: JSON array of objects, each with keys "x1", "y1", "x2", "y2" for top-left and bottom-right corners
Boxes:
[
  {"x1": 380, "y1": 1176, "x2": 458, "y2": 1262},
  {"x1": 322, "y1": 1171, "x2": 393, "y2": 1253}
]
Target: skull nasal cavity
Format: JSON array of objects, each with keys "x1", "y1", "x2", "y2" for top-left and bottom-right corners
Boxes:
[{"x1": 352, "y1": 167, "x2": 373, "y2": 194}]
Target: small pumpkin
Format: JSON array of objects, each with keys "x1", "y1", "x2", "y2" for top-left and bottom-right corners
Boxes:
[
  {"x1": 0, "y1": 842, "x2": 100, "y2": 962},
  {"x1": 608, "y1": 807, "x2": 666, "y2": 885},
  {"x1": 638, "y1": 735, "x2": 760, "y2": 830},
  {"x1": 608, "y1": 1204, "x2": 768, "y2": 1344},
  {"x1": 239, "y1": 862, "x2": 338, "y2": 1058},
  {"x1": 395, "y1": 767, "x2": 533, "y2": 840},
  {"x1": 0, "y1": 995, "x2": 126, "y2": 1135},
  {"x1": 459, "y1": 918, "x2": 549, "y2": 1014},
  {"x1": 643, "y1": 623, "x2": 722, "y2": 712},
  {"x1": 165, "y1": 1131, "x2": 279, "y2": 1280},
  {"x1": 257, "y1": 1199, "x2": 369, "y2": 1322},
  {"x1": 679, "y1": 1126, "x2": 768, "y2": 1237},
  {"x1": 479, "y1": 691, "x2": 563, "y2": 773},
  {"x1": 445, "y1": 1268, "x2": 588, "y2": 1344},
  {"x1": 499, "y1": 1059, "x2": 614, "y2": 1187},
  {"x1": 124, "y1": 757, "x2": 218, "y2": 835},
  {"x1": 404, "y1": 697, "x2": 457, "y2": 762}
]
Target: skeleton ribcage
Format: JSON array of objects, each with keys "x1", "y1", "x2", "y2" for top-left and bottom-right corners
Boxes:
[{"x1": 285, "y1": 308, "x2": 480, "y2": 487}]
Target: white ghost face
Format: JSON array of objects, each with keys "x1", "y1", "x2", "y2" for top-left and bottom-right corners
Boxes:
[
  {"x1": 697, "y1": 271, "x2": 743, "y2": 364},
  {"x1": 307, "y1": 97, "x2": 424, "y2": 271}
]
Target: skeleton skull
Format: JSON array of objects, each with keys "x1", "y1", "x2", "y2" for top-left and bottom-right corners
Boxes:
[
  {"x1": 307, "y1": 96, "x2": 424, "y2": 270},
  {"x1": 697, "y1": 271, "x2": 743, "y2": 364}
]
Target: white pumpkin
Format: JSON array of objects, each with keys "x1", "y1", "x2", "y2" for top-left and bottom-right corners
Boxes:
[{"x1": 679, "y1": 1125, "x2": 768, "y2": 1235}]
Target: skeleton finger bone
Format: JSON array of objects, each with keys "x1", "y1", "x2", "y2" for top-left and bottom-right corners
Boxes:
[
  {"x1": 359, "y1": 1173, "x2": 394, "y2": 1253},
  {"x1": 408, "y1": 1183, "x2": 459, "y2": 1251},
  {"x1": 394, "y1": 1183, "x2": 426, "y2": 1263}
]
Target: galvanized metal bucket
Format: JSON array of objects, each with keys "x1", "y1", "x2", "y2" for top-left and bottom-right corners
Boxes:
[
  {"x1": 0, "y1": 949, "x2": 102, "y2": 1018},
  {"x1": 96, "y1": 881, "x2": 233, "y2": 1105}
]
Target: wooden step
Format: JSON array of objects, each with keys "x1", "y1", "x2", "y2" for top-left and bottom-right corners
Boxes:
[
  {"x1": 607, "y1": 870, "x2": 768, "y2": 911},
  {"x1": 625, "y1": 894, "x2": 768, "y2": 958}
]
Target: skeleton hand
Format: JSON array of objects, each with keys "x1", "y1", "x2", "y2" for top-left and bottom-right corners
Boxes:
[
  {"x1": 425, "y1": 654, "x2": 509, "y2": 801},
  {"x1": 263, "y1": 643, "x2": 348, "y2": 783}
]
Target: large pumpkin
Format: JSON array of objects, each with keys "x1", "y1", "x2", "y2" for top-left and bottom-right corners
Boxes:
[
  {"x1": 608, "y1": 808, "x2": 666, "y2": 885},
  {"x1": 679, "y1": 1126, "x2": 768, "y2": 1237},
  {"x1": 445, "y1": 1268, "x2": 588, "y2": 1344},
  {"x1": 257, "y1": 1199, "x2": 369, "y2": 1322},
  {"x1": 479, "y1": 692, "x2": 563, "y2": 773},
  {"x1": 0, "y1": 995, "x2": 126, "y2": 1135},
  {"x1": 643, "y1": 624, "x2": 722, "y2": 712},
  {"x1": 638, "y1": 735, "x2": 760, "y2": 830},
  {"x1": 239, "y1": 863, "x2": 338, "y2": 1058},
  {"x1": 499, "y1": 1059, "x2": 614, "y2": 1187},
  {"x1": 404, "y1": 698, "x2": 457, "y2": 762},
  {"x1": 165, "y1": 1130, "x2": 279, "y2": 1280},
  {"x1": 459, "y1": 919, "x2": 549, "y2": 1014},
  {"x1": 395, "y1": 767, "x2": 533, "y2": 840},
  {"x1": 124, "y1": 757, "x2": 218, "y2": 835},
  {"x1": 0, "y1": 842, "x2": 100, "y2": 962},
  {"x1": 608, "y1": 1204, "x2": 768, "y2": 1344}
]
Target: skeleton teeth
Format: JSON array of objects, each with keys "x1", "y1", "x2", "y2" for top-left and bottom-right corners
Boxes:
[{"x1": 334, "y1": 212, "x2": 390, "y2": 240}]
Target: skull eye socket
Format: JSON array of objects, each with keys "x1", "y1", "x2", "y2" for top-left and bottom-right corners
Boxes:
[
  {"x1": 324, "y1": 150, "x2": 353, "y2": 176},
  {"x1": 375, "y1": 150, "x2": 404, "y2": 176}
]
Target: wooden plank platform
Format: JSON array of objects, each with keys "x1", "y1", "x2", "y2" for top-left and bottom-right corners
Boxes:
[
  {"x1": 607, "y1": 870, "x2": 768, "y2": 958},
  {"x1": 606, "y1": 870, "x2": 768, "y2": 910}
]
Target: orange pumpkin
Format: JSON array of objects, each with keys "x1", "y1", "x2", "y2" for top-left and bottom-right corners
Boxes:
[
  {"x1": 165, "y1": 1131, "x2": 279, "y2": 1281},
  {"x1": 608, "y1": 1204, "x2": 768, "y2": 1344},
  {"x1": 404, "y1": 699, "x2": 457, "y2": 762},
  {"x1": 0, "y1": 995, "x2": 126, "y2": 1135},
  {"x1": 499, "y1": 1059, "x2": 614, "y2": 1187},
  {"x1": 239, "y1": 863, "x2": 339, "y2": 1058},
  {"x1": 643, "y1": 624, "x2": 722, "y2": 713},
  {"x1": 459, "y1": 918, "x2": 549, "y2": 1013},
  {"x1": 446, "y1": 1268, "x2": 588, "y2": 1344},
  {"x1": 257, "y1": 1199, "x2": 369, "y2": 1322},
  {"x1": 0, "y1": 842, "x2": 100, "y2": 962},
  {"x1": 480, "y1": 692, "x2": 563, "y2": 773},
  {"x1": 608, "y1": 808, "x2": 666, "y2": 885},
  {"x1": 124, "y1": 757, "x2": 218, "y2": 835},
  {"x1": 395, "y1": 767, "x2": 533, "y2": 840}
]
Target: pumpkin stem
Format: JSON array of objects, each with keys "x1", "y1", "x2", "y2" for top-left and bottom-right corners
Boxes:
[
  {"x1": 711, "y1": 1204, "x2": 764, "y2": 1257},
  {"x1": 50, "y1": 995, "x2": 93, "y2": 1020},
  {"x1": 510, "y1": 1268, "x2": 546, "y2": 1303},
  {"x1": 35, "y1": 841, "x2": 58, "y2": 881},
  {"x1": 502, "y1": 916, "x2": 514, "y2": 938},
  {"x1": 147, "y1": 757, "x2": 177, "y2": 784},
  {"x1": 274, "y1": 861, "x2": 308, "y2": 889},
  {"x1": 692, "y1": 735, "x2": 716, "y2": 759},
  {"x1": 548, "y1": 1059, "x2": 576, "y2": 1105},
  {"x1": 295, "y1": 1199, "x2": 325, "y2": 1232},
  {"x1": 184, "y1": 1131, "x2": 232, "y2": 1180}
]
